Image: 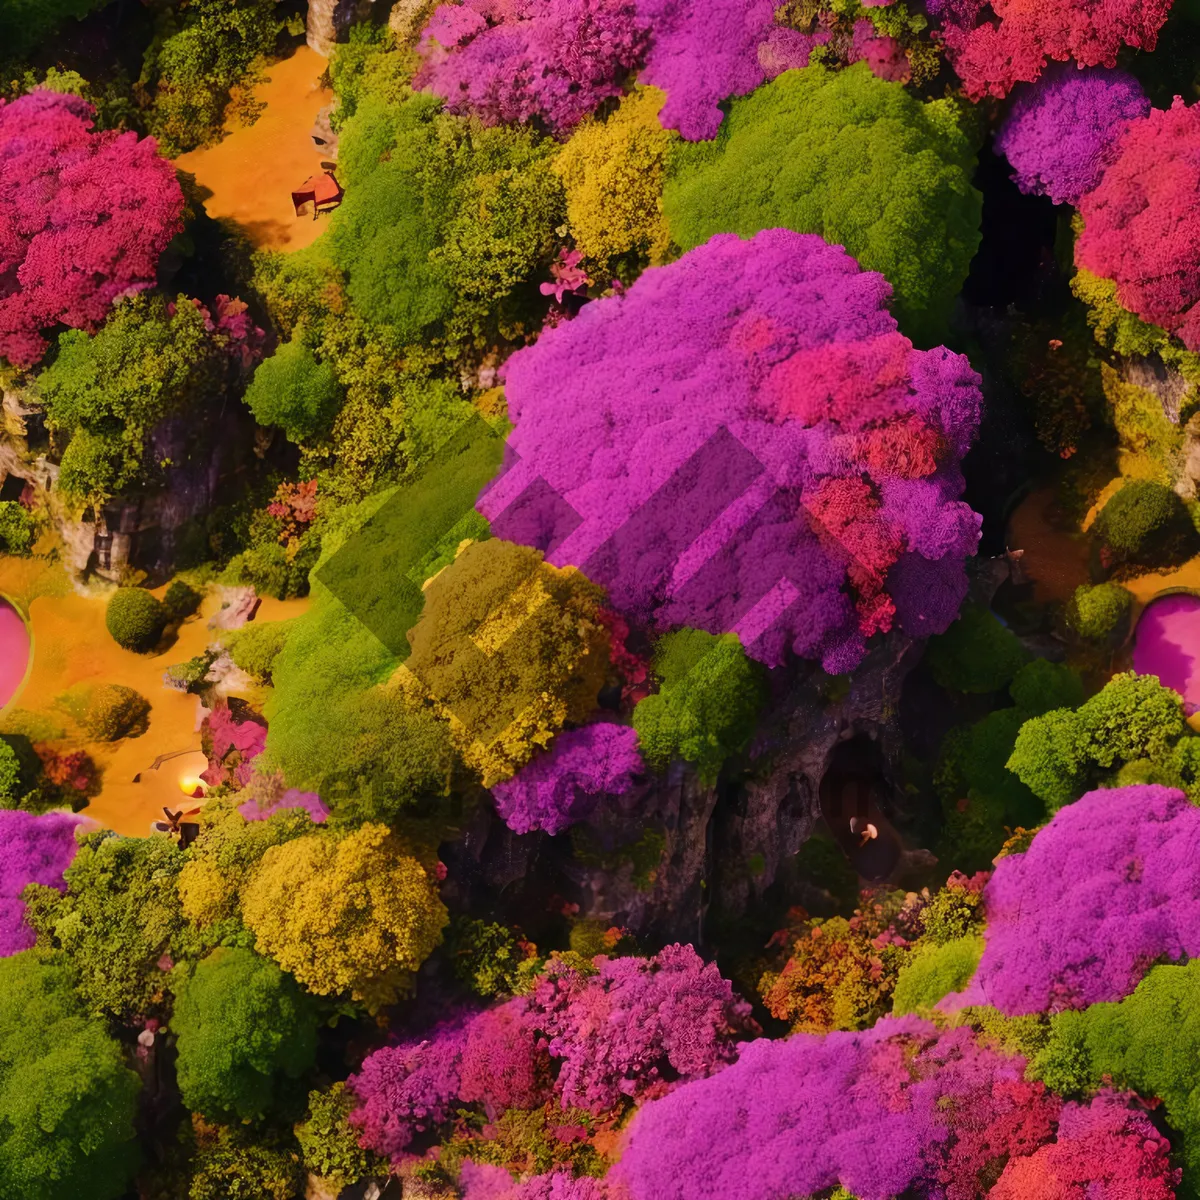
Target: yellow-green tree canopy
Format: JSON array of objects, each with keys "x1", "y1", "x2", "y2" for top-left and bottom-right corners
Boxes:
[
  {"x1": 402, "y1": 539, "x2": 610, "y2": 786},
  {"x1": 240, "y1": 824, "x2": 447, "y2": 1011}
]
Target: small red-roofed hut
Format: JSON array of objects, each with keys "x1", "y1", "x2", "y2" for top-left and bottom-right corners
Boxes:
[{"x1": 291, "y1": 170, "x2": 343, "y2": 219}]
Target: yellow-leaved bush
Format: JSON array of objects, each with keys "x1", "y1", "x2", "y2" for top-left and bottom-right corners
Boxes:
[
  {"x1": 552, "y1": 86, "x2": 672, "y2": 275},
  {"x1": 240, "y1": 823, "x2": 447, "y2": 1011},
  {"x1": 400, "y1": 539, "x2": 610, "y2": 787}
]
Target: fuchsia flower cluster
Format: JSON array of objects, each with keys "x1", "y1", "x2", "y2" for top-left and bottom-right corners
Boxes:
[
  {"x1": 995, "y1": 65, "x2": 1149, "y2": 206},
  {"x1": 415, "y1": 0, "x2": 806, "y2": 140},
  {"x1": 347, "y1": 945, "x2": 755, "y2": 1162},
  {"x1": 0, "y1": 809, "x2": 83, "y2": 956},
  {"x1": 490, "y1": 724, "x2": 643, "y2": 835},
  {"x1": 612, "y1": 1018, "x2": 1170, "y2": 1200},
  {"x1": 1076, "y1": 95, "x2": 1200, "y2": 352},
  {"x1": 953, "y1": 784, "x2": 1200, "y2": 1016},
  {"x1": 479, "y1": 230, "x2": 982, "y2": 673},
  {"x1": 929, "y1": 0, "x2": 1172, "y2": 100},
  {"x1": 0, "y1": 91, "x2": 185, "y2": 368}
]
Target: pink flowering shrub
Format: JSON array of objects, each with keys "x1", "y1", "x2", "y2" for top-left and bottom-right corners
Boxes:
[
  {"x1": 930, "y1": 0, "x2": 1172, "y2": 99},
  {"x1": 479, "y1": 230, "x2": 982, "y2": 672},
  {"x1": 990, "y1": 1090, "x2": 1180, "y2": 1199},
  {"x1": 200, "y1": 705, "x2": 267, "y2": 789},
  {"x1": 952, "y1": 785, "x2": 1200, "y2": 1016},
  {"x1": 237, "y1": 788, "x2": 329, "y2": 824},
  {"x1": 490, "y1": 724, "x2": 644, "y2": 835},
  {"x1": 349, "y1": 946, "x2": 754, "y2": 1161},
  {"x1": 0, "y1": 91, "x2": 185, "y2": 367},
  {"x1": 1076, "y1": 97, "x2": 1200, "y2": 352},
  {"x1": 524, "y1": 944, "x2": 756, "y2": 1112},
  {"x1": 0, "y1": 810, "x2": 84, "y2": 956},
  {"x1": 611, "y1": 1018, "x2": 1059, "y2": 1200},
  {"x1": 995, "y1": 65, "x2": 1149, "y2": 206}
]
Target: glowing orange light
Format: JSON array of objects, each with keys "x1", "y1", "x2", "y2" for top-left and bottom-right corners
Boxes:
[{"x1": 179, "y1": 776, "x2": 206, "y2": 798}]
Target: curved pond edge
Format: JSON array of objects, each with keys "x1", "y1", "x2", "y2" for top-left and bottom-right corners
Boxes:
[{"x1": 0, "y1": 592, "x2": 33, "y2": 714}]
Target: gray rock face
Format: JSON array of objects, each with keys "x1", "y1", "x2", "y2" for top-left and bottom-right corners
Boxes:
[{"x1": 307, "y1": 0, "x2": 378, "y2": 55}]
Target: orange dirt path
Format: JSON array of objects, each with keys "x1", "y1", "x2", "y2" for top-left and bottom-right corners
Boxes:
[
  {"x1": 0, "y1": 557, "x2": 307, "y2": 837},
  {"x1": 1006, "y1": 486, "x2": 1091, "y2": 605},
  {"x1": 174, "y1": 47, "x2": 334, "y2": 253}
]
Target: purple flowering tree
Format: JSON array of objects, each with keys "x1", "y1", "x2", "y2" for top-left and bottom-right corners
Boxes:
[
  {"x1": 951, "y1": 784, "x2": 1200, "y2": 1016},
  {"x1": 0, "y1": 810, "x2": 84, "y2": 956},
  {"x1": 490, "y1": 723, "x2": 644, "y2": 835},
  {"x1": 479, "y1": 230, "x2": 982, "y2": 672},
  {"x1": 994, "y1": 64, "x2": 1149, "y2": 205}
]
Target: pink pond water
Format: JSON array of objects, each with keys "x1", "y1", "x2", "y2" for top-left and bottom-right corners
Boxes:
[
  {"x1": 1133, "y1": 593, "x2": 1200, "y2": 714},
  {"x1": 0, "y1": 599, "x2": 30, "y2": 710}
]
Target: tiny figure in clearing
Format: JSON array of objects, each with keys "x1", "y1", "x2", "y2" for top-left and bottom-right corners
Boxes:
[{"x1": 850, "y1": 816, "x2": 878, "y2": 849}]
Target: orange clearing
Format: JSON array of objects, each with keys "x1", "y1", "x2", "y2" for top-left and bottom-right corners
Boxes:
[
  {"x1": 1006, "y1": 486, "x2": 1091, "y2": 605},
  {"x1": 174, "y1": 47, "x2": 333, "y2": 253},
  {"x1": 0, "y1": 557, "x2": 307, "y2": 837}
]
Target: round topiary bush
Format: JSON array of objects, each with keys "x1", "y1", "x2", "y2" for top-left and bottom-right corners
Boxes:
[
  {"x1": 105, "y1": 587, "x2": 167, "y2": 652},
  {"x1": 1093, "y1": 480, "x2": 1199, "y2": 571},
  {"x1": 1067, "y1": 582, "x2": 1133, "y2": 643},
  {"x1": 162, "y1": 580, "x2": 202, "y2": 624},
  {"x1": 57, "y1": 683, "x2": 150, "y2": 741}
]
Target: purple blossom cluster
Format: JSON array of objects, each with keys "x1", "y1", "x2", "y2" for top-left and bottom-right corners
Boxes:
[
  {"x1": 951, "y1": 784, "x2": 1200, "y2": 1015},
  {"x1": 414, "y1": 0, "x2": 797, "y2": 140},
  {"x1": 479, "y1": 230, "x2": 982, "y2": 672},
  {"x1": 490, "y1": 724, "x2": 643, "y2": 835},
  {"x1": 995, "y1": 64, "x2": 1149, "y2": 205},
  {"x1": 0, "y1": 809, "x2": 84, "y2": 956},
  {"x1": 611, "y1": 1018, "x2": 1055, "y2": 1200},
  {"x1": 237, "y1": 788, "x2": 329, "y2": 824},
  {"x1": 347, "y1": 945, "x2": 754, "y2": 1162},
  {"x1": 461, "y1": 1163, "x2": 608, "y2": 1200}
]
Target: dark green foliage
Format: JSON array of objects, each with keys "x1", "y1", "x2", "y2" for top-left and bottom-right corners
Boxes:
[
  {"x1": 164, "y1": 580, "x2": 203, "y2": 623},
  {"x1": 329, "y1": 88, "x2": 564, "y2": 349},
  {"x1": 56, "y1": 683, "x2": 151, "y2": 741},
  {"x1": 0, "y1": 0, "x2": 107, "y2": 60},
  {"x1": 172, "y1": 947, "x2": 318, "y2": 1121},
  {"x1": 0, "y1": 741, "x2": 19, "y2": 806},
  {"x1": 1066, "y1": 582, "x2": 1133, "y2": 643},
  {"x1": 1007, "y1": 659, "x2": 1086, "y2": 716},
  {"x1": 244, "y1": 341, "x2": 341, "y2": 444},
  {"x1": 139, "y1": 0, "x2": 284, "y2": 156},
  {"x1": 0, "y1": 501, "x2": 36, "y2": 555},
  {"x1": 0, "y1": 952, "x2": 140, "y2": 1200},
  {"x1": 1093, "y1": 479, "x2": 1199, "y2": 570},
  {"x1": 223, "y1": 532, "x2": 320, "y2": 600},
  {"x1": 105, "y1": 587, "x2": 168, "y2": 652},
  {"x1": 227, "y1": 620, "x2": 291, "y2": 682},
  {"x1": 633, "y1": 629, "x2": 766, "y2": 784},
  {"x1": 23, "y1": 831, "x2": 185, "y2": 1020},
  {"x1": 925, "y1": 604, "x2": 1029, "y2": 694},
  {"x1": 1008, "y1": 671, "x2": 1189, "y2": 811},
  {"x1": 295, "y1": 1083, "x2": 381, "y2": 1191},
  {"x1": 186, "y1": 1124, "x2": 305, "y2": 1200},
  {"x1": 664, "y1": 63, "x2": 982, "y2": 343},
  {"x1": 39, "y1": 295, "x2": 239, "y2": 505},
  {"x1": 446, "y1": 917, "x2": 532, "y2": 998}
]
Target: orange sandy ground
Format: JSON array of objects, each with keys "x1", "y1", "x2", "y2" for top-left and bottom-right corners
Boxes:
[
  {"x1": 174, "y1": 47, "x2": 334, "y2": 253},
  {"x1": 1006, "y1": 485, "x2": 1091, "y2": 605},
  {"x1": 0, "y1": 557, "x2": 306, "y2": 836}
]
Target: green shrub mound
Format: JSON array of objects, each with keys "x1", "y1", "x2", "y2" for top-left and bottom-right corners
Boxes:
[
  {"x1": 1066, "y1": 582, "x2": 1133, "y2": 642},
  {"x1": 1093, "y1": 480, "x2": 1199, "y2": 570},
  {"x1": 105, "y1": 588, "x2": 167, "y2": 652},
  {"x1": 243, "y1": 341, "x2": 341, "y2": 445}
]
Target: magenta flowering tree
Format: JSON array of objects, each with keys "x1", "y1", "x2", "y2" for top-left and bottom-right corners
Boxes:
[
  {"x1": 414, "y1": 0, "x2": 788, "y2": 140},
  {"x1": 524, "y1": 943, "x2": 757, "y2": 1112},
  {"x1": 415, "y1": 0, "x2": 651, "y2": 138},
  {"x1": 0, "y1": 810, "x2": 84, "y2": 956},
  {"x1": 460, "y1": 1162, "x2": 608, "y2": 1200},
  {"x1": 0, "y1": 91, "x2": 185, "y2": 368},
  {"x1": 950, "y1": 785, "x2": 1200, "y2": 1016},
  {"x1": 1076, "y1": 97, "x2": 1200, "y2": 351},
  {"x1": 995, "y1": 65, "x2": 1149, "y2": 206},
  {"x1": 610, "y1": 1018, "x2": 1060, "y2": 1200},
  {"x1": 479, "y1": 230, "x2": 982, "y2": 673},
  {"x1": 930, "y1": 0, "x2": 1172, "y2": 100},
  {"x1": 490, "y1": 723, "x2": 644, "y2": 835}
]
